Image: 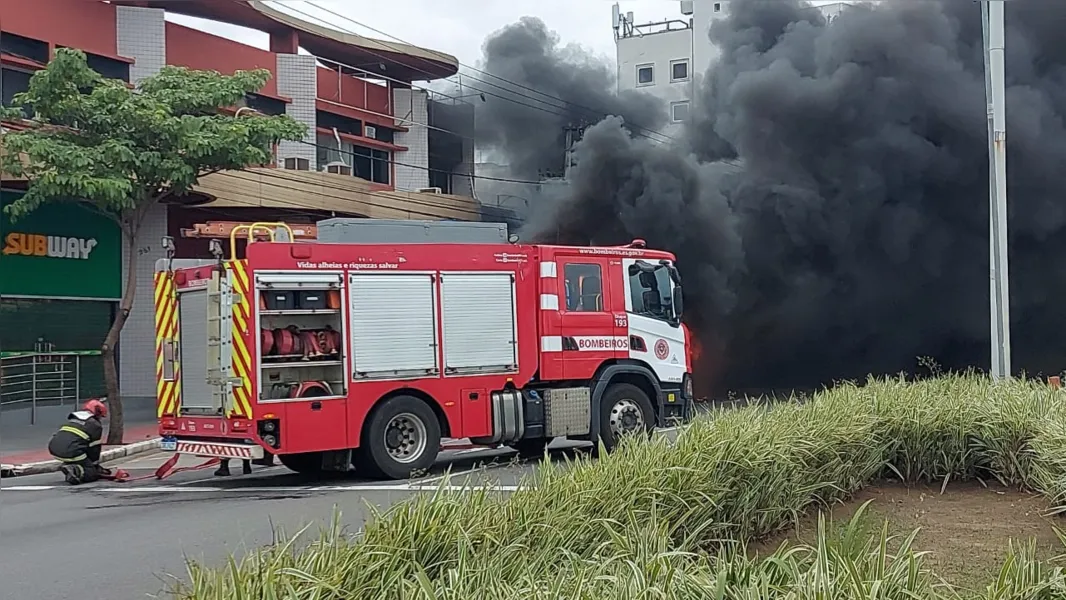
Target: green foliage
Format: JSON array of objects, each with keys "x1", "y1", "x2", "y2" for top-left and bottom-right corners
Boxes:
[
  {"x1": 172, "y1": 375, "x2": 1066, "y2": 599},
  {"x1": 0, "y1": 47, "x2": 306, "y2": 224}
]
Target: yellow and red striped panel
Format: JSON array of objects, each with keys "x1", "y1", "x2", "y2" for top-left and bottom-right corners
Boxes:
[
  {"x1": 226, "y1": 259, "x2": 255, "y2": 419},
  {"x1": 154, "y1": 271, "x2": 180, "y2": 417}
]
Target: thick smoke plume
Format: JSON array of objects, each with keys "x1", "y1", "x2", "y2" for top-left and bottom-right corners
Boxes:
[{"x1": 477, "y1": 0, "x2": 1066, "y2": 394}]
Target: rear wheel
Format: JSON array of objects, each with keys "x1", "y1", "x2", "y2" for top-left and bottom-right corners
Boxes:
[
  {"x1": 358, "y1": 395, "x2": 441, "y2": 480},
  {"x1": 278, "y1": 452, "x2": 324, "y2": 475},
  {"x1": 598, "y1": 383, "x2": 654, "y2": 453}
]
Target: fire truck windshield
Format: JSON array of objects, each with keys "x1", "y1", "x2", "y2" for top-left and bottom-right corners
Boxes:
[{"x1": 629, "y1": 261, "x2": 681, "y2": 324}]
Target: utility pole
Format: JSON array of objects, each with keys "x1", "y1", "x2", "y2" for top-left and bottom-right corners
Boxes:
[{"x1": 982, "y1": 0, "x2": 1011, "y2": 379}]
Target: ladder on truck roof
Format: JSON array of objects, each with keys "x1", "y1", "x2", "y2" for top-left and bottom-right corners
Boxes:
[{"x1": 182, "y1": 221, "x2": 310, "y2": 259}]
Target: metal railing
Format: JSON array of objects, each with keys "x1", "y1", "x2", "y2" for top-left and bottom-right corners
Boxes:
[{"x1": 0, "y1": 351, "x2": 101, "y2": 424}]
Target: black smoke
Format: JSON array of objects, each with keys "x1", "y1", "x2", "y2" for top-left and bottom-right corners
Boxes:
[{"x1": 476, "y1": 0, "x2": 1066, "y2": 394}]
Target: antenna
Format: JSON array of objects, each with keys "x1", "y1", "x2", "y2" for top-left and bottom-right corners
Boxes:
[{"x1": 611, "y1": 3, "x2": 621, "y2": 29}]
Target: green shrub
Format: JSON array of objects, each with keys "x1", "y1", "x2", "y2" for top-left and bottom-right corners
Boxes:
[{"x1": 172, "y1": 374, "x2": 1066, "y2": 599}]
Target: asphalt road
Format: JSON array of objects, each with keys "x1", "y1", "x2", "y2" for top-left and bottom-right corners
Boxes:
[{"x1": 0, "y1": 427, "x2": 689, "y2": 600}]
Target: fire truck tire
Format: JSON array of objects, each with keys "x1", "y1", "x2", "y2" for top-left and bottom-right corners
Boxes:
[
  {"x1": 358, "y1": 395, "x2": 441, "y2": 480},
  {"x1": 598, "y1": 383, "x2": 654, "y2": 453},
  {"x1": 278, "y1": 452, "x2": 324, "y2": 475}
]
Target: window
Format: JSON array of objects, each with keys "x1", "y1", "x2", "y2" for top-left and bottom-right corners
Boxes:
[
  {"x1": 714, "y1": 2, "x2": 722, "y2": 12},
  {"x1": 353, "y1": 146, "x2": 390, "y2": 185},
  {"x1": 84, "y1": 52, "x2": 130, "y2": 83},
  {"x1": 563, "y1": 263, "x2": 603, "y2": 312},
  {"x1": 670, "y1": 59, "x2": 689, "y2": 82},
  {"x1": 628, "y1": 261, "x2": 675, "y2": 322},
  {"x1": 671, "y1": 101, "x2": 690, "y2": 123},
  {"x1": 244, "y1": 93, "x2": 286, "y2": 116},
  {"x1": 636, "y1": 64, "x2": 654, "y2": 86},
  {"x1": 317, "y1": 110, "x2": 362, "y2": 137},
  {"x1": 0, "y1": 33, "x2": 49, "y2": 64},
  {"x1": 316, "y1": 133, "x2": 390, "y2": 185},
  {"x1": 1, "y1": 68, "x2": 33, "y2": 116}
]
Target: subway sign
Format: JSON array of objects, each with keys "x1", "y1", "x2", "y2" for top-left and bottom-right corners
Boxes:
[
  {"x1": 0, "y1": 191, "x2": 120, "y2": 299},
  {"x1": 3, "y1": 233, "x2": 99, "y2": 260}
]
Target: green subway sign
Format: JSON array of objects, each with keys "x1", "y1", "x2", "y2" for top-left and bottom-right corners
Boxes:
[{"x1": 0, "y1": 190, "x2": 121, "y2": 300}]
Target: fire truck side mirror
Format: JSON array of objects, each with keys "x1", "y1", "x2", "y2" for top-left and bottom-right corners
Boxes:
[{"x1": 508, "y1": 233, "x2": 520, "y2": 244}]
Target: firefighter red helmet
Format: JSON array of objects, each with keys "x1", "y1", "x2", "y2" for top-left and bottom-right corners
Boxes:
[{"x1": 84, "y1": 399, "x2": 108, "y2": 419}]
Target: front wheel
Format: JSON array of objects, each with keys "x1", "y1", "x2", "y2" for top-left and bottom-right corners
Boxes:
[
  {"x1": 358, "y1": 395, "x2": 441, "y2": 480},
  {"x1": 597, "y1": 383, "x2": 654, "y2": 454}
]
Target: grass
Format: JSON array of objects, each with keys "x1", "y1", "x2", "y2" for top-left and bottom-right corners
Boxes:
[{"x1": 172, "y1": 373, "x2": 1066, "y2": 599}]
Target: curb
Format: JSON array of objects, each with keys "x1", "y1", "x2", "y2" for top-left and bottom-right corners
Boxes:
[{"x1": 0, "y1": 437, "x2": 162, "y2": 478}]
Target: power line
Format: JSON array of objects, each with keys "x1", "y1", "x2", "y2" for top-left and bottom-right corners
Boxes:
[{"x1": 280, "y1": 1, "x2": 676, "y2": 145}]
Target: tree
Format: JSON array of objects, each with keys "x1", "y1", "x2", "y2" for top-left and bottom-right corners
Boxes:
[{"x1": 0, "y1": 48, "x2": 306, "y2": 444}]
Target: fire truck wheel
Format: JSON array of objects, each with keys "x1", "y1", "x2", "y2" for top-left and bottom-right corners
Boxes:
[
  {"x1": 359, "y1": 395, "x2": 441, "y2": 480},
  {"x1": 599, "y1": 383, "x2": 654, "y2": 453}
]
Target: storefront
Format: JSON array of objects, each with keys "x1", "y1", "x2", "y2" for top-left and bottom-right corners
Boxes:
[{"x1": 0, "y1": 189, "x2": 122, "y2": 397}]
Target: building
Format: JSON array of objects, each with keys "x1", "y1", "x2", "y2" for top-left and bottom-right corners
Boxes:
[
  {"x1": 613, "y1": 0, "x2": 857, "y2": 135},
  {"x1": 0, "y1": 0, "x2": 484, "y2": 410}
]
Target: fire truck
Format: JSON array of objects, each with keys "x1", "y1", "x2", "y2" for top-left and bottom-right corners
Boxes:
[{"x1": 153, "y1": 220, "x2": 694, "y2": 480}]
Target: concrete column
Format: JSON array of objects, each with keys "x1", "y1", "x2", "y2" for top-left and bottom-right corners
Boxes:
[
  {"x1": 118, "y1": 202, "x2": 169, "y2": 406},
  {"x1": 275, "y1": 54, "x2": 319, "y2": 169},
  {"x1": 116, "y1": 5, "x2": 168, "y2": 407},
  {"x1": 392, "y1": 87, "x2": 430, "y2": 191},
  {"x1": 116, "y1": 6, "x2": 166, "y2": 84}
]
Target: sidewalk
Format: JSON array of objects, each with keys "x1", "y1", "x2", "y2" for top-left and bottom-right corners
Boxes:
[{"x1": 1, "y1": 401, "x2": 159, "y2": 471}]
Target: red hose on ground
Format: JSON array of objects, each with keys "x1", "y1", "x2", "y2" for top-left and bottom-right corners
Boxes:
[{"x1": 104, "y1": 454, "x2": 220, "y2": 483}]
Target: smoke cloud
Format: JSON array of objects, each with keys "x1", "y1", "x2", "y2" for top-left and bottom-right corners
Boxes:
[{"x1": 476, "y1": 0, "x2": 1066, "y2": 394}]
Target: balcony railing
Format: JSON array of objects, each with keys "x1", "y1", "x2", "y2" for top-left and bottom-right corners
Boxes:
[{"x1": 0, "y1": 351, "x2": 103, "y2": 424}]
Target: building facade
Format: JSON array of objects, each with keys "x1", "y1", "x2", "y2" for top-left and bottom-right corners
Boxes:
[
  {"x1": 1, "y1": 0, "x2": 484, "y2": 409},
  {"x1": 613, "y1": 0, "x2": 856, "y2": 135}
]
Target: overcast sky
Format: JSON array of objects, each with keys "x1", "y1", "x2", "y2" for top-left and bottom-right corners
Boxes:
[{"x1": 168, "y1": 1, "x2": 713, "y2": 70}]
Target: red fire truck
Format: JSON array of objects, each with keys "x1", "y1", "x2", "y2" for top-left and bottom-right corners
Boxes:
[{"x1": 153, "y1": 222, "x2": 694, "y2": 479}]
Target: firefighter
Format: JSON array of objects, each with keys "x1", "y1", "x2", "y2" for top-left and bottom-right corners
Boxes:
[{"x1": 48, "y1": 399, "x2": 110, "y2": 485}]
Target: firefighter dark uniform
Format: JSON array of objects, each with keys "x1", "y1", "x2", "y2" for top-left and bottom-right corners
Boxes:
[{"x1": 48, "y1": 399, "x2": 108, "y2": 485}]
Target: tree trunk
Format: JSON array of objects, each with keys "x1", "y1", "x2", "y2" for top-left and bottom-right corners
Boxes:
[{"x1": 102, "y1": 228, "x2": 140, "y2": 445}]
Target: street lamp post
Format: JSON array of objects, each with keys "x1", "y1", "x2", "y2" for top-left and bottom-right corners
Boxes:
[{"x1": 982, "y1": 0, "x2": 1011, "y2": 379}]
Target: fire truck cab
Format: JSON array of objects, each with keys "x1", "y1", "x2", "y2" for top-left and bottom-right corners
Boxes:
[{"x1": 153, "y1": 222, "x2": 694, "y2": 480}]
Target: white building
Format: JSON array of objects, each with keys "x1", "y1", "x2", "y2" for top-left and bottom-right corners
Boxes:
[{"x1": 613, "y1": 0, "x2": 857, "y2": 138}]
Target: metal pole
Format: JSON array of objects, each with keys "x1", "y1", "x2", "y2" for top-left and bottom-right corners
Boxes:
[
  {"x1": 983, "y1": 0, "x2": 1011, "y2": 379},
  {"x1": 981, "y1": 1, "x2": 1000, "y2": 378},
  {"x1": 31, "y1": 356, "x2": 37, "y2": 425},
  {"x1": 74, "y1": 355, "x2": 81, "y2": 405}
]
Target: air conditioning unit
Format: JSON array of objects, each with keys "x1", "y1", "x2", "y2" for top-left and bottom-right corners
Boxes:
[
  {"x1": 416, "y1": 187, "x2": 443, "y2": 194},
  {"x1": 680, "y1": 0, "x2": 694, "y2": 15},
  {"x1": 364, "y1": 125, "x2": 377, "y2": 139},
  {"x1": 282, "y1": 157, "x2": 310, "y2": 171},
  {"x1": 323, "y1": 161, "x2": 352, "y2": 176}
]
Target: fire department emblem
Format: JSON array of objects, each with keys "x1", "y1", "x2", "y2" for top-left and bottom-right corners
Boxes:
[{"x1": 654, "y1": 339, "x2": 669, "y2": 360}]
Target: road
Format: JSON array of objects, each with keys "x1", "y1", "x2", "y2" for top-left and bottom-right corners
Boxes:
[{"x1": 0, "y1": 429, "x2": 688, "y2": 600}]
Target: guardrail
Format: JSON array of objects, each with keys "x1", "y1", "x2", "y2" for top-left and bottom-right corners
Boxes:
[{"x1": 0, "y1": 351, "x2": 101, "y2": 424}]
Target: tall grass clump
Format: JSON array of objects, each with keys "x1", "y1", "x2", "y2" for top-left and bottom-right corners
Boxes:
[{"x1": 172, "y1": 373, "x2": 1066, "y2": 599}]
